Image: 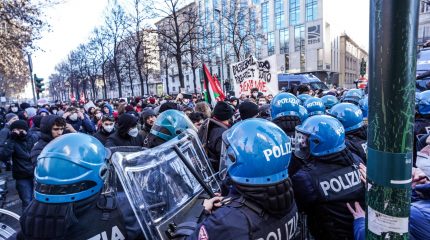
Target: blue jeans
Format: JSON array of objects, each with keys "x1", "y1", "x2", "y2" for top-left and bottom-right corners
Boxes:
[{"x1": 15, "y1": 178, "x2": 34, "y2": 210}]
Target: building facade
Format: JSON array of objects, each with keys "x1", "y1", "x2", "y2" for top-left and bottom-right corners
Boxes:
[
  {"x1": 419, "y1": 0, "x2": 430, "y2": 45},
  {"x1": 158, "y1": 0, "x2": 369, "y2": 95},
  {"x1": 258, "y1": 0, "x2": 368, "y2": 88}
]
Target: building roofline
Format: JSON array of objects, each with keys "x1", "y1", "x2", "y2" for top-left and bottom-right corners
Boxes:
[
  {"x1": 155, "y1": 2, "x2": 196, "y2": 26},
  {"x1": 340, "y1": 33, "x2": 368, "y2": 55}
]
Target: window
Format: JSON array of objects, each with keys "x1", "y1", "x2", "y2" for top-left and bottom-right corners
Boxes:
[
  {"x1": 172, "y1": 76, "x2": 176, "y2": 82},
  {"x1": 274, "y1": 0, "x2": 284, "y2": 29},
  {"x1": 186, "y1": 75, "x2": 190, "y2": 82},
  {"x1": 172, "y1": 86, "x2": 176, "y2": 91},
  {"x1": 289, "y1": 0, "x2": 300, "y2": 26},
  {"x1": 306, "y1": 0, "x2": 318, "y2": 21},
  {"x1": 268, "y1": 32, "x2": 275, "y2": 55},
  {"x1": 262, "y1": 2, "x2": 269, "y2": 32},
  {"x1": 279, "y1": 28, "x2": 289, "y2": 54},
  {"x1": 294, "y1": 25, "x2": 305, "y2": 52},
  {"x1": 256, "y1": 39, "x2": 262, "y2": 59}
]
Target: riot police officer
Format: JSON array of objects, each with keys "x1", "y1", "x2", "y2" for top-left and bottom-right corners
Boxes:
[
  {"x1": 18, "y1": 133, "x2": 143, "y2": 240},
  {"x1": 183, "y1": 119, "x2": 299, "y2": 240},
  {"x1": 303, "y1": 97, "x2": 325, "y2": 116},
  {"x1": 271, "y1": 92, "x2": 302, "y2": 137},
  {"x1": 144, "y1": 109, "x2": 196, "y2": 148},
  {"x1": 329, "y1": 103, "x2": 367, "y2": 162},
  {"x1": 321, "y1": 95, "x2": 339, "y2": 110},
  {"x1": 341, "y1": 89, "x2": 364, "y2": 106},
  {"x1": 291, "y1": 115, "x2": 365, "y2": 240}
]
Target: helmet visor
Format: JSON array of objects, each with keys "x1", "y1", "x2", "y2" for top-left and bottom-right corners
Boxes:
[
  {"x1": 294, "y1": 131, "x2": 310, "y2": 159},
  {"x1": 219, "y1": 140, "x2": 236, "y2": 181}
]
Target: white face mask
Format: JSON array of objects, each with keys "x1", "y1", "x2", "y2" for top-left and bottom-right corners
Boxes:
[
  {"x1": 52, "y1": 110, "x2": 58, "y2": 115},
  {"x1": 103, "y1": 125, "x2": 114, "y2": 133},
  {"x1": 96, "y1": 113, "x2": 102, "y2": 118},
  {"x1": 69, "y1": 113, "x2": 78, "y2": 121},
  {"x1": 252, "y1": 93, "x2": 258, "y2": 98},
  {"x1": 128, "y1": 127, "x2": 139, "y2": 137},
  {"x1": 11, "y1": 107, "x2": 18, "y2": 112}
]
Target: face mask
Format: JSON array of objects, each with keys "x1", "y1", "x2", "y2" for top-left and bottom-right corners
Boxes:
[
  {"x1": 96, "y1": 113, "x2": 102, "y2": 118},
  {"x1": 252, "y1": 93, "x2": 258, "y2": 98},
  {"x1": 19, "y1": 132, "x2": 27, "y2": 139},
  {"x1": 11, "y1": 107, "x2": 18, "y2": 112},
  {"x1": 69, "y1": 113, "x2": 78, "y2": 121},
  {"x1": 52, "y1": 110, "x2": 58, "y2": 114},
  {"x1": 103, "y1": 125, "x2": 114, "y2": 133},
  {"x1": 259, "y1": 101, "x2": 267, "y2": 105},
  {"x1": 128, "y1": 127, "x2": 139, "y2": 137}
]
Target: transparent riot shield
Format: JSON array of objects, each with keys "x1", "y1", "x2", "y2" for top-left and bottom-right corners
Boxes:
[
  {"x1": 111, "y1": 129, "x2": 220, "y2": 240},
  {"x1": 0, "y1": 209, "x2": 20, "y2": 239}
]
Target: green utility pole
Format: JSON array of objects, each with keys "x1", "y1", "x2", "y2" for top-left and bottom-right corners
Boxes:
[{"x1": 367, "y1": 0, "x2": 419, "y2": 239}]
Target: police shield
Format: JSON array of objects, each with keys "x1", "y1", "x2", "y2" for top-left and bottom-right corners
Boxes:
[
  {"x1": 0, "y1": 209, "x2": 20, "y2": 239},
  {"x1": 111, "y1": 129, "x2": 220, "y2": 240}
]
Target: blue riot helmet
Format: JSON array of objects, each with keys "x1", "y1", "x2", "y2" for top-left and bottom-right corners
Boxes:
[
  {"x1": 417, "y1": 90, "x2": 430, "y2": 115},
  {"x1": 328, "y1": 103, "x2": 364, "y2": 133},
  {"x1": 297, "y1": 94, "x2": 312, "y2": 105},
  {"x1": 321, "y1": 95, "x2": 339, "y2": 110},
  {"x1": 359, "y1": 95, "x2": 368, "y2": 118},
  {"x1": 298, "y1": 105, "x2": 309, "y2": 122},
  {"x1": 220, "y1": 119, "x2": 292, "y2": 185},
  {"x1": 270, "y1": 93, "x2": 300, "y2": 119},
  {"x1": 304, "y1": 97, "x2": 325, "y2": 116},
  {"x1": 295, "y1": 115, "x2": 346, "y2": 159},
  {"x1": 341, "y1": 89, "x2": 364, "y2": 105},
  {"x1": 35, "y1": 133, "x2": 110, "y2": 203},
  {"x1": 150, "y1": 109, "x2": 197, "y2": 141}
]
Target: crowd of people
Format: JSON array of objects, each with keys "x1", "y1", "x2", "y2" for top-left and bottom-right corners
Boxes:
[{"x1": 0, "y1": 85, "x2": 428, "y2": 239}]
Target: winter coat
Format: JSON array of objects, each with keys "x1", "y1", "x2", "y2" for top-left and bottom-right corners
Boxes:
[
  {"x1": 30, "y1": 115, "x2": 62, "y2": 165},
  {"x1": 0, "y1": 132, "x2": 38, "y2": 179}
]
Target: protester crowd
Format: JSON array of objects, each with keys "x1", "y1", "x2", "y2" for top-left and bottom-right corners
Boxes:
[{"x1": 0, "y1": 85, "x2": 429, "y2": 240}]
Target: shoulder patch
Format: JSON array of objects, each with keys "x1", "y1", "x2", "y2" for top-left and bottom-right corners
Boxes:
[{"x1": 198, "y1": 225, "x2": 209, "y2": 240}]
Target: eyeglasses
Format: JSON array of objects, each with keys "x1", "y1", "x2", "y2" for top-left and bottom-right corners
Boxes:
[{"x1": 52, "y1": 127, "x2": 64, "y2": 131}]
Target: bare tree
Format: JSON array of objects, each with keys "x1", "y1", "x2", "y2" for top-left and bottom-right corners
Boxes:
[
  {"x1": 125, "y1": 0, "x2": 156, "y2": 96},
  {"x1": 155, "y1": 0, "x2": 199, "y2": 92},
  {"x1": 105, "y1": 3, "x2": 127, "y2": 97},
  {"x1": 91, "y1": 27, "x2": 110, "y2": 99},
  {"x1": 220, "y1": 0, "x2": 263, "y2": 61}
]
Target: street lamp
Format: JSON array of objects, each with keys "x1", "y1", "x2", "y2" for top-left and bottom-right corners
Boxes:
[{"x1": 214, "y1": 8, "x2": 225, "y2": 93}]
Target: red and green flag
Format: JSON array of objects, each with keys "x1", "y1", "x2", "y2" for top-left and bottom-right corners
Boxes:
[{"x1": 203, "y1": 64, "x2": 225, "y2": 108}]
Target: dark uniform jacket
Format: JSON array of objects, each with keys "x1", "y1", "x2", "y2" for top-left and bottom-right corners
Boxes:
[
  {"x1": 291, "y1": 149, "x2": 365, "y2": 240},
  {"x1": 345, "y1": 126, "x2": 367, "y2": 163},
  {"x1": 186, "y1": 191, "x2": 299, "y2": 240}
]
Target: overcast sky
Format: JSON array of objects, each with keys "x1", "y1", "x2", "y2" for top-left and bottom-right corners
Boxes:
[{"x1": 32, "y1": 0, "x2": 108, "y2": 79}]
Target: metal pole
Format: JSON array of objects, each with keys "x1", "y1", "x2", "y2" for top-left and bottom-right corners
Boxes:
[
  {"x1": 27, "y1": 54, "x2": 36, "y2": 105},
  {"x1": 366, "y1": 1, "x2": 419, "y2": 239},
  {"x1": 215, "y1": 9, "x2": 224, "y2": 93}
]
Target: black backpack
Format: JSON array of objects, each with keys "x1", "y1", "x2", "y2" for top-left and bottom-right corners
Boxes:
[{"x1": 197, "y1": 118, "x2": 227, "y2": 158}]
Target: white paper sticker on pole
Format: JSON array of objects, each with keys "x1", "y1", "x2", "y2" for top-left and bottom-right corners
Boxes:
[{"x1": 368, "y1": 206, "x2": 408, "y2": 236}]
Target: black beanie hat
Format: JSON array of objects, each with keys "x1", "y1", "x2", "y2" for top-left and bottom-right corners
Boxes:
[
  {"x1": 239, "y1": 101, "x2": 259, "y2": 120},
  {"x1": 159, "y1": 102, "x2": 178, "y2": 113},
  {"x1": 10, "y1": 120, "x2": 29, "y2": 131},
  {"x1": 20, "y1": 102, "x2": 30, "y2": 110},
  {"x1": 213, "y1": 101, "x2": 234, "y2": 121}
]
